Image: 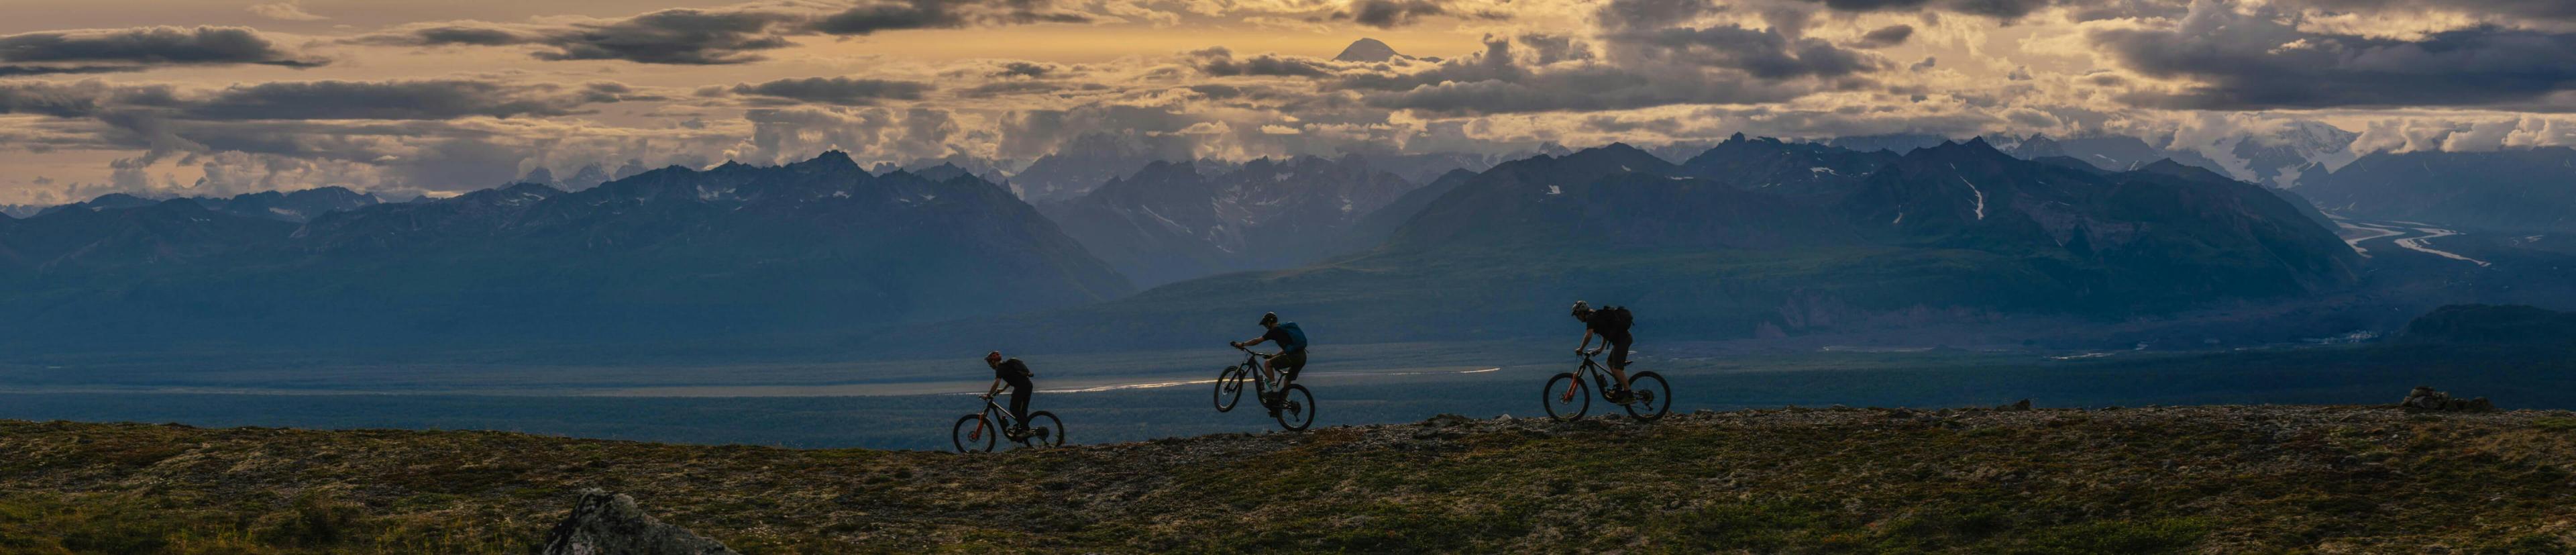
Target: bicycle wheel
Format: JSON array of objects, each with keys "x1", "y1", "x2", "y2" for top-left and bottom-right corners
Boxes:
[
  {"x1": 952, "y1": 413, "x2": 996, "y2": 453},
  {"x1": 1622, "y1": 371, "x2": 1672, "y2": 422},
  {"x1": 1214, "y1": 366, "x2": 1245, "y2": 413},
  {"x1": 1273, "y1": 385, "x2": 1316, "y2": 431},
  {"x1": 1018, "y1": 411, "x2": 1065, "y2": 448},
  {"x1": 1543, "y1": 372, "x2": 1589, "y2": 421}
]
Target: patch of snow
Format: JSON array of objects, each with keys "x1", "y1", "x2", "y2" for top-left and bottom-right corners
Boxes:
[
  {"x1": 1892, "y1": 211, "x2": 1904, "y2": 225},
  {"x1": 1546, "y1": 185, "x2": 1562, "y2": 195},
  {"x1": 1958, "y1": 176, "x2": 1986, "y2": 220},
  {"x1": 1809, "y1": 166, "x2": 1837, "y2": 175}
]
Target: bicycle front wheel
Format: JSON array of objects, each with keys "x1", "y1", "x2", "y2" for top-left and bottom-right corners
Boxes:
[
  {"x1": 1214, "y1": 366, "x2": 1245, "y2": 412},
  {"x1": 1622, "y1": 371, "x2": 1672, "y2": 422},
  {"x1": 1274, "y1": 385, "x2": 1316, "y2": 431},
  {"x1": 1018, "y1": 411, "x2": 1065, "y2": 448},
  {"x1": 1544, "y1": 372, "x2": 1589, "y2": 421},
  {"x1": 953, "y1": 413, "x2": 996, "y2": 453}
]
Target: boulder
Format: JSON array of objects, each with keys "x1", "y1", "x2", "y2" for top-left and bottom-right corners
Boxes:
[
  {"x1": 2400, "y1": 386, "x2": 2496, "y2": 413},
  {"x1": 542, "y1": 490, "x2": 739, "y2": 555}
]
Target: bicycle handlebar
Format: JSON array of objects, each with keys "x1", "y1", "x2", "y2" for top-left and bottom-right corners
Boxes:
[{"x1": 1232, "y1": 344, "x2": 1278, "y2": 358}]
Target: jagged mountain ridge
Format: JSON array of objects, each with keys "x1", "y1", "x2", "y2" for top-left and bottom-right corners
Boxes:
[
  {"x1": 1038, "y1": 154, "x2": 1420, "y2": 287},
  {"x1": 896, "y1": 137, "x2": 2360, "y2": 353},
  {"x1": 0, "y1": 152, "x2": 1130, "y2": 351},
  {"x1": 2298, "y1": 147, "x2": 2576, "y2": 233}
]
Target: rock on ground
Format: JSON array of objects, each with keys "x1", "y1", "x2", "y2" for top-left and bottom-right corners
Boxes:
[{"x1": 542, "y1": 489, "x2": 739, "y2": 555}]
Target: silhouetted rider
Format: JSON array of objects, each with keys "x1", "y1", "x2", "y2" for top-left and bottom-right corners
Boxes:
[
  {"x1": 983, "y1": 351, "x2": 1036, "y2": 439},
  {"x1": 1230, "y1": 311, "x2": 1308, "y2": 414},
  {"x1": 1571, "y1": 301, "x2": 1637, "y2": 403}
]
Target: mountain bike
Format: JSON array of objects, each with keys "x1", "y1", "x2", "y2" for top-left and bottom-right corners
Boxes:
[
  {"x1": 1212, "y1": 346, "x2": 1318, "y2": 431},
  {"x1": 952, "y1": 393, "x2": 1064, "y2": 453},
  {"x1": 1542, "y1": 349, "x2": 1670, "y2": 422}
]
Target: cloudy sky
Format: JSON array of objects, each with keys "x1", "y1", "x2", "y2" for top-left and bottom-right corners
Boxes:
[{"x1": 4, "y1": 0, "x2": 2576, "y2": 203}]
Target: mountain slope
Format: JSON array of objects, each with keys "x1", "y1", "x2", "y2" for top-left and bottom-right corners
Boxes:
[
  {"x1": 1038, "y1": 156, "x2": 1419, "y2": 287},
  {"x1": 0, "y1": 152, "x2": 1130, "y2": 352},
  {"x1": 3, "y1": 406, "x2": 2569, "y2": 553},
  {"x1": 899, "y1": 139, "x2": 2359, "y2": 352},
  {"x1": 2300, "y1": 148, "x2": 2576, "y2": 232}
]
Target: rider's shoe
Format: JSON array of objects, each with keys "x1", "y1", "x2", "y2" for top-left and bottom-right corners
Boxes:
[
  {"x1": 1006, "y1": 426, "x2": 1031, "y2": 440},
  {"x1": 1608, "y1": 389, "x2": 1636, "y2": 405}
]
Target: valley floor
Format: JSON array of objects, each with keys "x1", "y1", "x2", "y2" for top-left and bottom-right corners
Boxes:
[{"x1": 4, "y1": 405, "x2": 2573, "y2": 553}]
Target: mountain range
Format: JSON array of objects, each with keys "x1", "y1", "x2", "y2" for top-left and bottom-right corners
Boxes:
[
  {"x1": 892, "y1": 136, "x2": 2360, "y2": 353},
  {"x1": 2298, "y1": 147, "x2": 2576, "y2": 232},
  {"x1": 1037, "y1": 154, "x2": 1421, "y2": 287},
  {"x1": 0, "y1": 153, "x2": 1128, "y2": 352}
]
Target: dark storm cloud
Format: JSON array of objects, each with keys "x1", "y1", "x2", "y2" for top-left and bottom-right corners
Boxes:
[
  {"x1": 1610, "y1": 24, "x2": 1880, "y2": 79},
  {"x1": 722, "y1": 77, "x2": 935, "y2": 105},
  {"x1": 1857, "y1": 25, "x2": 1915, "y2": 48},
  {"x1": 184, "y1": 80, "x2": 637, "y2": 120},
  {"x1": 2096, "y1": 21, "x2": 2576, "y2": 109},
  {"x1": 352, "y1": 8, "x2": 800, "y2": 65},
  {"x1": 2274, "y1": 0, "x2": 2576, "y2": 22},
  {"x1": 1192, "y1": 48, "x2": 1339, "y2": 77},
  {"x1": 0, "y1": 26, "x2": 325, "y2": 73},
  {"x1": 1336, "y1": 0, "x2": 1500, "y2": 28},
  {"x1": 810, "y1": 0, "x2": 1089, "y2": 36},
  {"x1": 0, "y1": 81, "x2": 180, "y2": 118}
]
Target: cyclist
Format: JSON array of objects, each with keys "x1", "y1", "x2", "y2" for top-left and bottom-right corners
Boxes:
[
  {"x1": 981, "y1": 351, "x2": 1037, "y2": 440},
  {"x1": 1230, "y1": 311, "x2": 1308, "y2": 415},
  {"x1": 1570, "y1": 301, "x2": 1636, "y2": 403}
]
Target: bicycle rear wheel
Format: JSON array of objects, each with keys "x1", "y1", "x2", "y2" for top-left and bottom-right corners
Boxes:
[
  {"x1": 1018, "y1": 411, "x2": 1065, "y2": 448},
  {"x1": 1622, "y1": 371, "x2": 1672, "y2": 422},
  {"x1": 1274, "y1": 385, "x2": 1316, "y2": 431},
  {"x1": 1544, "y1": 372, "x2": 1589, "y2": 421},
  {"x1": 1214, "y1": 366, "x2": 1245, "y2": 412},
  {"x1": 952, "y1": 413, "x2": 995, "y2": 453}
]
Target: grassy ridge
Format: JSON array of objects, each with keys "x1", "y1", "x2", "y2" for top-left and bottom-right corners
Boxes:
[{"x1": 5, "y1": 406, "x2": 2575, "y2": 553}]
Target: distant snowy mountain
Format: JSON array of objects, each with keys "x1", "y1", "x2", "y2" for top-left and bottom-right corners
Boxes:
[
  {"x1": 1334, "y1": 38, "x2": 1409, "y2": 62},
  {"x1": 1010, "y1": 133, "x2": 1198, "y2": 202},
  {"x1": 2177, "y1": 121, "x2": 2362, "y2": 188},
  {"x1": 1039, "y1": 154, "x2": 1421, "y2": 287}
]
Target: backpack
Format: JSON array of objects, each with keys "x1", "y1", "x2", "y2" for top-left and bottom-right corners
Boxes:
[
  {"x1": 1594, "y1": 307, "x2": 1634, "y2": 335},
  {"x1": 1277, "y1": 322, "x2": 1309, "y2": 352},
  {"x1": 1002, "y1": 358, "x2": 1035, "y2": 379}
]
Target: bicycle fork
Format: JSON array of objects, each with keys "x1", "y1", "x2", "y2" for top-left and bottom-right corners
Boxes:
[{"x1": 1560, "y1": 374, "x2": 1585, "y2": 403}]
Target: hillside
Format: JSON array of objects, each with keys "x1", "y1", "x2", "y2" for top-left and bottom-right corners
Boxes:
[
  {"x1": 2299, "y1": 148, "x2": 2576, "y2": 233},
  {"x1": 896, "y1": 138, "x2": 2360, "y2": 354},
  {"x1": 4, "y1": 406, "x2": 2573, "y2": 553}
]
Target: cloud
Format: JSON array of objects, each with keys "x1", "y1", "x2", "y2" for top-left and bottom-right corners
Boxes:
[
  {"x1": 1191, "y1": 48, "x2": 1340, "y2": 77},
  {"x1": 352, "y1": 8, "x2": 801, "y2": 65},
  {"x1": 718, "y1": 77, "x2": 935, "y2": 105},
  {"x1": 0, "y1": 26, "x2": 325, "y2": 74},
  {"x1": 809, "y1": 0, "x2": 1090, "y2": 36},
  {"x1": 1856, "y1": 25, "x2": 1914, "y2": 48},
  {"x1": 2094, "y1": 3, "x2": 2576, "y2": 109},
  {"x1": 354, "y1": 1, "x2": 1095, "y2": 66},
  {"x1": 1339, "y1": 0, "x2": 1463, "y2": 28},
  {"x1": 248, "y1": 3, "x2": 329, "y2": 21}
]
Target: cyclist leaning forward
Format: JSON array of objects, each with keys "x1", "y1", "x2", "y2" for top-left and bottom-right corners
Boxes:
[
  {"x1": 1570, "y1": 301, "x2": 1638, "y2": 403},
  {"x1": 1230, "y1": 311, "x2": 1309, "y2": 416}
]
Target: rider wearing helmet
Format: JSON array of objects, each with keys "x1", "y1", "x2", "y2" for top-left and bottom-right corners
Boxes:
[
  {"x1": 982, "y1": 351, "x2": 1036, "y2": 439},
  {"x1": 1570, "y1": 301, "x2": 1636, "y2": 403},
  {"x1": 1230, "y1": 312, "x2": 1309, "y2": 413}
]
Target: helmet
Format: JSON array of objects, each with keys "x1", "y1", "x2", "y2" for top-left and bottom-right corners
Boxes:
[
  {"x1": 1570, "y1": 301, "x2": 1593, "y2": 317},
  {"x1": 1258, "y1": 312, "x2": 1280, "y2": 326},
  {"x1": 984, "y1": 351, "x2": 1004, "y2": 364}
]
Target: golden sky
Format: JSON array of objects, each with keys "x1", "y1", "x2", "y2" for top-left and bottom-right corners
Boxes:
[{"x1": 3, "y1": 0, "x2": 2575, "y2": 203}]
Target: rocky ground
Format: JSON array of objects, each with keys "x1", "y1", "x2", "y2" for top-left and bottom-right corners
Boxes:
[{"x1": 3, "y1": 404, "x2": 2574, "y2": 554}]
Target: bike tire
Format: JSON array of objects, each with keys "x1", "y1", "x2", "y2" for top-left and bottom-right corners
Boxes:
[
  {"x1": 1622, "y1": 371, "x2": 1672, "y2": 422},
  {"x1": 952, "y1": 413, "x2": 995, "y2": 453},
  {"x1": 1274, "y1": 385, "x2": 1316, "y2": 431},
  {"x1": 1544, "y1": 372, "x2": 1589, "y2": 421},
  {"x1": 1214, "y1": 366, "x2": 1245, "y2": 413},
  {"x1": 1018, "y1": 411, "x2": 1065, "y2": 448}
]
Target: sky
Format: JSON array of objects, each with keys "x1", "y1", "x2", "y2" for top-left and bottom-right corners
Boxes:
[{"x1": 4, "y1": 0, "x2": 2576, "y2": 203}]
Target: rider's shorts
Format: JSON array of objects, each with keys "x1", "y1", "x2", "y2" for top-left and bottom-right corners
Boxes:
[{"x1": 1271, "y1": 349, "x2": 1309, "y2": 381}]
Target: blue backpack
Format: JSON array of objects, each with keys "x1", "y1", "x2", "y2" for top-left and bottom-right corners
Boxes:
[{"x1": 1277, "y1": 322, "x2": 1309, "y2": 351}]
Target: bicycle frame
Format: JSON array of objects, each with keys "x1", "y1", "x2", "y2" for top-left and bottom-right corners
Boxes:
[
  {"x1": 1560, "y1": 352, "x2": 1612, "y2": 403},
  {"x1": 963, "y1": 396, "x2": 1017, "y2": 443},
  {"x1": 1234, "y1": 349, "x2": 1284, "y2": 396}
]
